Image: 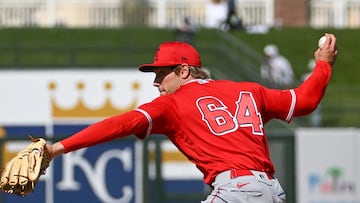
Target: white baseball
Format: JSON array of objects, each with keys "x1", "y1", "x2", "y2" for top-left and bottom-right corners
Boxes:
[{"x1": 318, "y1": 35, "x2": 327, "y2": 48}]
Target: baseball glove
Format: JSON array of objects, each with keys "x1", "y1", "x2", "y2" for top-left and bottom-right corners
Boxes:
[{"x1": 0, "y1": 136, "x2": 51, "y2": 196}]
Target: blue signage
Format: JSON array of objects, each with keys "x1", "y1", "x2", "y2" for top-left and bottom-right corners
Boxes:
[{"x1": 1, "y1": 125, "x2": 138, "y2": 203}]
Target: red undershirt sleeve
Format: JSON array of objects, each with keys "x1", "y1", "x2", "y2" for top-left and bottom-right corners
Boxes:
[
  {"x1": 60, "y1": 110, "x2": 149, "y2": 153},
  {"x1": 293, "y1": 60, "x2": 332, "y2": 116}
]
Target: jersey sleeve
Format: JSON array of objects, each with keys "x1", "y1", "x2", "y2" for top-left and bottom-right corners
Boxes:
[
  {"x1": 135, "y1": 96, "x2": 175, "y2": 137},
  {"x1": 60, "y1": 110, "x2": 149, "y2": 153},
  {"x1": 292, "y1": 60, "x2": 332, "y2": 116},
  {"x1": 260, "y1": 60, "x2": 332, "y2": 123},
  {"x1": 259, "y1": 86, "x2": 294, "y2": 123}
]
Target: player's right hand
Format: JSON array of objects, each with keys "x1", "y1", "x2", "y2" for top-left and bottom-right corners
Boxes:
[{"x1": 314, "y1": 33, "x2": 338, "y2": 67}]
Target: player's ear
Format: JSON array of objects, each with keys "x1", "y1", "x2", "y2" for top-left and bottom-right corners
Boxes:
[{"x1": 179, "y1": 63, "x2": 190, "y2": 78}]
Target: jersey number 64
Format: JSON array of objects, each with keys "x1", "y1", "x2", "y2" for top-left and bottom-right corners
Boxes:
[{"x1": 196, "y1": 92, "x2": 264, "y2": 136}]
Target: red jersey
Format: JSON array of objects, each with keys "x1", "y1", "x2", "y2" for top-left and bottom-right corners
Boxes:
[{"x1": 61, "y1": 61, "x2": 332, "y2": 185}]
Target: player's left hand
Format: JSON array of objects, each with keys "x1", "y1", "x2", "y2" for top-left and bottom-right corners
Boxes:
[{"x1": 0, "y1": 136, "x2": 51, "y2": 196}]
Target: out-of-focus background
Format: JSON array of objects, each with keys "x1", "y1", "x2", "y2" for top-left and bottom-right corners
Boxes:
[{"x1": 0, "y1": 0, "x2": 359, "y2": 203}]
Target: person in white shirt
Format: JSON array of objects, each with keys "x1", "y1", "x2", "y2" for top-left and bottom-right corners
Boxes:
[
  {"x1": 261, "y1": 44, "x2": 295, "y2": 88},
  {"x1": 205, "y1": 0, "x2": 228, "y2": 29}
]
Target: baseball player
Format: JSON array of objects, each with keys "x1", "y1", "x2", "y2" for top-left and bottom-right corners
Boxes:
[{"x1": 46, "y1": 33, "x2": 338, "y2": 202}]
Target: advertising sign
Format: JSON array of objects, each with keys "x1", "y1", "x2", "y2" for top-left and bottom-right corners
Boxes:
[
  {"x1": 4, "y1": 140, "x2": 140, "y2": 203},
  {"x1": 0, "y1": 69, "x2": 157, "y2": 203},
  {"x1": 296, "y1": 128, "x2": 360, "y2": 203},
  {"x1": 0, "y1": 69, "x2": 158, "y2": 125}
]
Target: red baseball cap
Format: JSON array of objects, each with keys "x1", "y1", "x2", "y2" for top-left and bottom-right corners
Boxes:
[{"x1": 138, "y1": 41, "x2": 201, "y2": 72}]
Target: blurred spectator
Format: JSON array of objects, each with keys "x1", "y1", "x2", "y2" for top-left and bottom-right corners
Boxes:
[
  {"x1": 228, "y1": 0, "x2": 235, "y2": 11},
  {"x1": 205, "y1": 0, "x2": 228, "y2": 29},
  {"x1": 221, "y1": 0, "x2": 245, "y2": 32},
  {"x1": 173, "y1": 17, "x2": 198, "y2": 44},
  {"x1": 261, "y1": 44, "x2": 295, "y2": 88},
  {"x1": 223, "y1": 10, "x2": 244, "y2": 32}
]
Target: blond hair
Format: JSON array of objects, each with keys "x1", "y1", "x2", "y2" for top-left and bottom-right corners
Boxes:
[{"x1": 174, "y1": 66, "x2": 210, "y2": 79}]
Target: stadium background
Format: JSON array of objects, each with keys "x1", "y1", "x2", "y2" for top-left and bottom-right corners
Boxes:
[{"x1": 0, "y1": 0, "x2": 360, "y2": 203}]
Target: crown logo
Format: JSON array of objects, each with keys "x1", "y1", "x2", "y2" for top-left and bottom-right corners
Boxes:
[{"x1": 49, "y1": 81, "x2": 140, "y2": 119}]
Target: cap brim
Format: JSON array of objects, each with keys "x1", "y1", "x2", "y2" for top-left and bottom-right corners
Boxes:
[
  {"x1": 138, "y1": 65, "x2": 155, "y2": 72},
  {"x1": 138, "y1": 62, "x2": 179, "y2": 72}
]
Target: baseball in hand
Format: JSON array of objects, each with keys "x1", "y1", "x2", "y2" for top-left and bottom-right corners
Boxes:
[{"x1": 318, "y1": 35, "x2": 327, "y2": 48}]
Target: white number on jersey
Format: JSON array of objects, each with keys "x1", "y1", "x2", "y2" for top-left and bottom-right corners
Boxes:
[{"x1": 196, "y1": 92, "x2": 264, "y2": 136}]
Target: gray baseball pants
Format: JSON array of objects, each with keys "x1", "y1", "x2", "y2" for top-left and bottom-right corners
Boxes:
[{"x1": 202, "y1": 170, "x2": 286, "y2": 203}]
